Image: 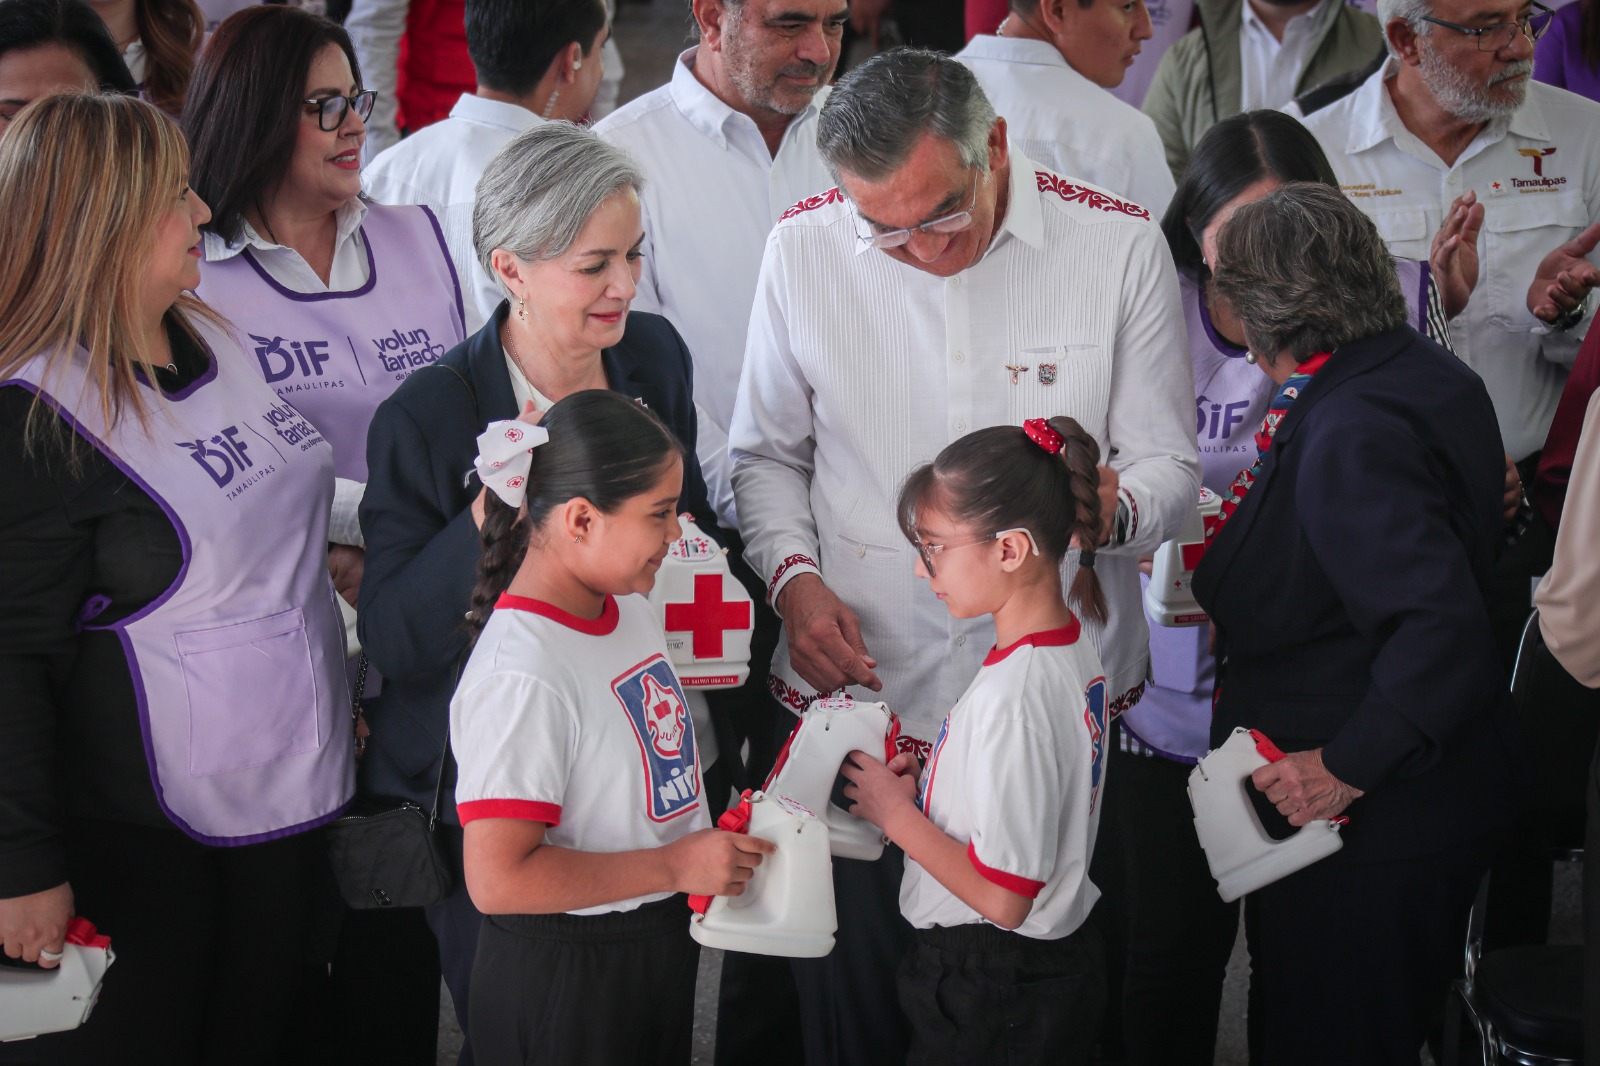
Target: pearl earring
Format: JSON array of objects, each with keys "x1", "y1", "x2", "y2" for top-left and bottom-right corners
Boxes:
[{"x1": 1244, "y1": 351, "x2": 1258, "y2": 365}]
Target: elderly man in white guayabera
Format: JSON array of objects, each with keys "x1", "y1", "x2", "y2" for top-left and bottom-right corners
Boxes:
[{"x1": 730, "y1": 48, "x2": 1198, "y2": 1066}]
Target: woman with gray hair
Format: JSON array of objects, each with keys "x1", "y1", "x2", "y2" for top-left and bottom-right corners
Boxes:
[
  {"x1": 1190, "y1": 181, "x2": 1523, "y2": 1064},
  {"x1": 355, "y1": 120, "x2": 722, "y2": 1056}
]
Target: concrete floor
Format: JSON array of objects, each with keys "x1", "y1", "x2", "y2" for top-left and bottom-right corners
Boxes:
[{"x1": 432, "y1": 4, "x2": 1586, "y2": 1063}]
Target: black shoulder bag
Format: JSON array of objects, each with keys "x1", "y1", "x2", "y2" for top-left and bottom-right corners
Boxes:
[{"x1": 325, "y1": 655, "x2": 454, "y2": 909}]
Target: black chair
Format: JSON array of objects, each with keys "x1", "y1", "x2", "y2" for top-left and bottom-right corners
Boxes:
[{"x1": 1442, "y1": 610, "x2": 1590, "y2": 1066}]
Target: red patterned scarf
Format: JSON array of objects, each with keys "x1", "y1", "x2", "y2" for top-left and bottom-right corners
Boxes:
[{"x1": 1210, "y1": 352, "x2": 1333, "y2": 540}]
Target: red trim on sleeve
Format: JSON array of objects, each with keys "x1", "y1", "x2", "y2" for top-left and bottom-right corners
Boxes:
[
  {"x1": 983, "y1": 616, "x2": 1082, "y2": 665},
  {"x1": 456, "y1": 799, "x2": 563, "y2": 826},
  {"x1": 767, "y1": 553, "x2": 819, "y2": 602},
  {"x1": 966, "y1": 841, "x2": 1045, "y2": 899},
  {"x1": 495, "y1": 593, "x2": 619, "y2": 635}
]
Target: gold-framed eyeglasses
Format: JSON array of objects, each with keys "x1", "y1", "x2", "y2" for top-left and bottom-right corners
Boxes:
[
  {"x1": 303, "y1": 89, "x2": 377, "y2": 131},
  {"x1": 1417, "y1": 2, "x2": 1553, "y2": 51},
  {"x1": 914, "y1": 526, "x2": 1040, "y2": 577},
  {"x1": 857, "y1": 170, "x2": 982, "y2": 250}
]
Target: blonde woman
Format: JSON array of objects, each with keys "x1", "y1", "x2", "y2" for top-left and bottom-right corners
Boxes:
[{"x1": 0, "y1": 93, "x2": 350, "y2": 1063}]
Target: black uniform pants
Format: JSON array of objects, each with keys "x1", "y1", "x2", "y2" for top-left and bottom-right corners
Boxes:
[
  {"x1": 899, "y1": 918, "x2": 1105, "y2": 1066},
  {"x1": 469, "y1": 895, "x2": 699, "y2": 1066}
]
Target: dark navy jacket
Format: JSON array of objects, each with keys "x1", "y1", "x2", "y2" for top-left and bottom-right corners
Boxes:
[
  {"x1": 356, "y1": 303, "x2": 719, "y2": 813},
  {"x1": 1193, "y1": 327, "x2": 1524, "y2": 860}
]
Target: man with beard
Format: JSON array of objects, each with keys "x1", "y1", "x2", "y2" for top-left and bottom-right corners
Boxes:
[
  {"x1": 1143, "y1": 0, "x2": 1385, "y2": 180},
  {"x1": 1301, "y1": 0, "x2": 1600, "y2": 472},
  {"x1": 593, "y1": 5, "x2": 841, "y2": 1064}
]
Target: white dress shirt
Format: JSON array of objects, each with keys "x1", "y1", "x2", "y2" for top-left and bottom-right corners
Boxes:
[
  {"x1": 201, "y1": 198, "x2": 372, "y2": 547},
  {"x1": 594, "y1": 48, "x2": 835, "y2": 531},
  {"x1": 364, "y1": 95, "x2": 543, "y2": 333},
  {"x1": 956, "y1": 35, "x2": 1176, "y2": 217},
  {"x1": 1239, "y1": 0, "x2": 1328, "y2": 110},
  {"x1": 1301, "y1": 62, "x2": 1600, "y2": 459},
  {"x1": 728, "y1": 149, "x2": 1200, "y2": 749},
  {"x1": 346, "y1": 0, "x2": 407, "y2": 160}
]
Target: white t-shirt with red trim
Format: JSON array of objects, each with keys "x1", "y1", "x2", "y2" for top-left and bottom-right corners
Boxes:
[
  {"x1": 900, "y1": 619, "x2": 1109, "y2": 941},
  {"x1": 450, "y1": 592, "x2": 711, "y2": 916}
]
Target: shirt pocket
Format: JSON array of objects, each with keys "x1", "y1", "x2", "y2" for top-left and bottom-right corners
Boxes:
[
  {"x1": 1481, "y1": 199, "x2": 1590, "y2": 330},
  {"x1": 176, "y1": 607, "x2": 322, "y2": 777},
  {"x1": 1364, "y1": 206, "x2": 1431, "y2": 262},
  {"x1": 1010, "y1": 345, "x2": 1109, "y2": 441}
]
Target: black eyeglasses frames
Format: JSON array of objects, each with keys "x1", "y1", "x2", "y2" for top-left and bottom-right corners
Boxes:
[{"x1": 303, "y1": 90, "x2": 377, "y2": 132}]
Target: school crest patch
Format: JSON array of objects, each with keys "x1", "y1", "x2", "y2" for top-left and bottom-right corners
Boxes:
[{"x1": 612, "y1": 655, "x2": 701, "y2": 822}]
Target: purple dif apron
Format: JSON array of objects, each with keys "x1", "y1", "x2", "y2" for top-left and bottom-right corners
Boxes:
[
  {"x1": 196, "y1": 202, "x2": 466, "y2": 481},
  {"x1": 5, "y1": 319, "x2": 352, "y2": 844},
  {"x1": 1127, "y1": 262, "x2": 1432, "y2": 761}
]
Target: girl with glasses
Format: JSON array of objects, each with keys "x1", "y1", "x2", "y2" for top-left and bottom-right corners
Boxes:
[{"x1": 842, "y1": 415, "x2": 1111, "y2": 1066}]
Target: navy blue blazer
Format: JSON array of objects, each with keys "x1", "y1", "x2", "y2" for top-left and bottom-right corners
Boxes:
[
  {"x1": 1193, "y1": 327, "x2": 1524, "y2": 860},
  {"x1": 356, "y1": 303, "x2": 720, "y2": 811}
]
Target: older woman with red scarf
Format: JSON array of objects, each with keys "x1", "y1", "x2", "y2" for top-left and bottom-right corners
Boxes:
[{"x1": 1191, "y1": 182, "x2": 1524, "y2": 1066}]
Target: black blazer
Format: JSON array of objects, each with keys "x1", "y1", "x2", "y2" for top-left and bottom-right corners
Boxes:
[
  {"x1": 356, "y1": 303, "x2": 721, "y2": 811},
  {"x1": 1193, "y1": 327, "x2": 1524, "y2": 860}
]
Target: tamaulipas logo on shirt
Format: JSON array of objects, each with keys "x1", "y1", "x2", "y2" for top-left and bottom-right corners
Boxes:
[
  {"x1": 613, "y1": 655, "x2": 701, "y2": 822},
  {"x1": 1514, "y1": 147, "x2": 1567, "y2": 190}
]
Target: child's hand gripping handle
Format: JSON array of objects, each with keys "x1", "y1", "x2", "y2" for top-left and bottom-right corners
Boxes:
[{"x1": 688, "y1": 791, "x2": 754, "y2": 915}]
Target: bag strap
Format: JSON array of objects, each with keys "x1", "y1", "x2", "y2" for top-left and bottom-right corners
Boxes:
[{"x1": 426, "y1": 652, "x2": 470, "y2": 831}]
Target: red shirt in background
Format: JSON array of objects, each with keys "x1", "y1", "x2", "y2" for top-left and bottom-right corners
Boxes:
[{"x1": 1534, "y1": 324, "x2": 1600, "y2": 532}]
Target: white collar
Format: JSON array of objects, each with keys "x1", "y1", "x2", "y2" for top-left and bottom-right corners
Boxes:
[
  {"x1": 447, "y1": 93, "x2": 545, "y2": 133},
  {"x1": 850, "y1": 145, "x2": 1045, "y2": 261},
  {"x1": 1342, "y1": 57, "x2": 1546, "y2": 157},
  {"x1": 667, "y1": 46, "x2": 823, "y2": 150},
  {"x1": 204, "y1": 196, "x2": 369, "y2": 262}
]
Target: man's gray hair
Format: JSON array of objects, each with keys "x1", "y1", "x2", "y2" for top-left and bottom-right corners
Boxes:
[
  {"x1": 473, "y1": 122, "x2": 645, "y2": 291},
  {"x1": 1378, "y1": 0, "x2": 1434, "y2": 53},
  {"x1": 1210, "y1": 182, "x2": 1408, "y2": 366},
  {"x1": 816, "y1": 49, "x2": 997, "y2": 183}
]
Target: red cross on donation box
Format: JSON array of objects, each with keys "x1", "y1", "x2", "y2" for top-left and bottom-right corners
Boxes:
[
  {"x1": 665, "y1": 574, "x2": 752, "y2": 659},
  {"x1": 648, "y1": 516, "x2": 756, "y2": 689}
]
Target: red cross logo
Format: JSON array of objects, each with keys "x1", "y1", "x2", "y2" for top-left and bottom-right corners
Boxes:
[{"x1": 664, "y1": 574, "x2": 752, "y2": 659}]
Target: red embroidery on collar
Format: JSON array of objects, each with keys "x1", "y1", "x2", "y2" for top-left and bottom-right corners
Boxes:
[
  {"x1": 779, "y1": 187, "x2": 845, "y2": 221},
  {"x1": 1036, "y1": 172, "x2": 1151, "y2": 220}
]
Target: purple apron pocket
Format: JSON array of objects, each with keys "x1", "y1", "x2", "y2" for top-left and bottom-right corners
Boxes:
[{"x1": 176, "y1": 607, "x2": 322, "y2": 777}]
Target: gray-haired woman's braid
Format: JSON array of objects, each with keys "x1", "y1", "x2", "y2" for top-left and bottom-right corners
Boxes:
[{"x1": 1048, "y1": 416, "x2": 1109, "y2": 626}]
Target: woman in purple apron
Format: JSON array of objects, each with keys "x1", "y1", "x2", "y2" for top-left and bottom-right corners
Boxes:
[
  {"x1": 180, "y1": 8, "x2": 467, "y2": 1062},
  {"x1": 0, "y1": 95, "x2": 349, "y2": 1062},
  {"x1": 1088, "y1": 109, "x2": 1477, "y2": 1065}
]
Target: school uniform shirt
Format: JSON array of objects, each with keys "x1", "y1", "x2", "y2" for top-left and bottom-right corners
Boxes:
[
  {"x1": 363, "y1": 95, "x2": 543, "y2": 334},
  {"x1": 902, "y1": 621, "x2": 1108, "y2": 940},
  {"x1": 1239, "y1": 0, "x2": 1328, "y2": 110},
  {"x1": 593, "y1": 49, "x2": 835, "y2": 531},
  {"x1": 955, "y1": 36, "x2": 1175, "y2": 217},
  {"x1": 451, "y1": 593, "x2": 711, "y2": 916},
  {"x1": 1301, "y1": 61, "x2": 1600, "y2": 461},
  {"x1": 728, "y1": 147, "x2": 1201, "y2": 753}
]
